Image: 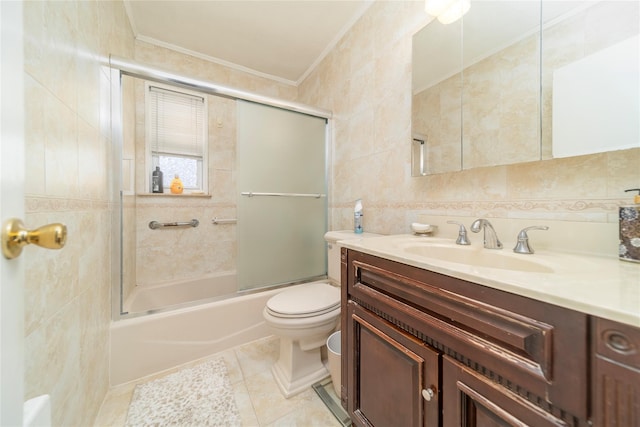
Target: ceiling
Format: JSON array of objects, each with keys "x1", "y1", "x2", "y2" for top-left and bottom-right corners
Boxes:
[{"x1": 124, "y1": 0, "x2": 373, "y2": 86}]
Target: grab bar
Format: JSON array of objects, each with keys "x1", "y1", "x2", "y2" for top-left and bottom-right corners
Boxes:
[
  {"x1": 212, "y1": 218, "x2": 237, "y2": 225},
  {"x1": 148, "y1": 219, "x2": 199, "y2": 230},
  {"x1": 241, "y1": 191, "x2": 326, "y2": 198}
]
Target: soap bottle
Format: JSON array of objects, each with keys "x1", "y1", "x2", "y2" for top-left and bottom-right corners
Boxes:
[
  {"x1": 151, "y1": 166, "x2": 163, "y2": 193},
  {"x1": 619, "y1": 188, "x2": 640, "y2": 263},
  {"x1": 354, "y1": 199, "x2": 363, "y2": 234},
  {"x1": 170, "y1": 174, "x2": 184, "y2": 194}
]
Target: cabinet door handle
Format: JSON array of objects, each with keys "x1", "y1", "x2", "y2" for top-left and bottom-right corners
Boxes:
[{"x1": 421, "y1": 387, "x2": 435, "y2": 402}]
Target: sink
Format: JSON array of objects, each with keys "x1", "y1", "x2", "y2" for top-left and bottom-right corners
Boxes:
[{"x1": 401, "y1": 243, "x2": 554, "y2": 273}]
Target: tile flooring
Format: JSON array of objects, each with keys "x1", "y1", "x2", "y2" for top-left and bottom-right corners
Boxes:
[{"x1": 94, "y1": 336, "x2": 345, "y2": 426}]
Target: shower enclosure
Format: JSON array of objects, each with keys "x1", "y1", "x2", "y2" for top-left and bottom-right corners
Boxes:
[{"x1": 110, "y1": 58, "x2": 330, "y2": 319}]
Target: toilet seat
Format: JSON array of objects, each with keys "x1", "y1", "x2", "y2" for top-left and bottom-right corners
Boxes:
[{"x1": 266, "y1": 282, "x2": 340, "y2": 319}]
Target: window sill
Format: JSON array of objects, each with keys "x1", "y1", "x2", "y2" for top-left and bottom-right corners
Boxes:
[{"x1": 136, "y1": 192, "x2": 212, "y2": 198}]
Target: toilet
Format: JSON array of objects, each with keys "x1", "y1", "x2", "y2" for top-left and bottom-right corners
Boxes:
[{"x1": 263, "y1": 230, "x2": 378, "y2": 398}]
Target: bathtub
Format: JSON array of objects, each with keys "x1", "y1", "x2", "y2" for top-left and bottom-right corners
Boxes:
[
  {"x1": 124, "y1": 273, "x2": 237, "y2": 313},
  {"x1": 110, "y1": 285, "x2": 290, "y2": 385}
]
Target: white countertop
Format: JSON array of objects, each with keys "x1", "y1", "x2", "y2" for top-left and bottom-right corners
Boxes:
[{"x1": 339, "y1": 234, "x2": 640, "y2": 327}]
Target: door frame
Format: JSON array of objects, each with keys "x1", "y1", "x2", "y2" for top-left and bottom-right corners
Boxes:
[{"x1": 0, "y1": 1, "x2": 25, "y2": 424}]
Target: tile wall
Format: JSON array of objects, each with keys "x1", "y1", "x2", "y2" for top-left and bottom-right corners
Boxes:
[
  {"x1": 298, "y1": 1, "x2": 640, "y2": 257},
  {"x1": 125, "y1": 79, "x2": 239, "y2": 292},
  {"x1": 23, "y1": 1, "x2": 134, "y2": 425}
]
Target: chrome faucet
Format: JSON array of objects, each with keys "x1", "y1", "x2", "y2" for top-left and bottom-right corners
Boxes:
[
  {"x1": 470, "y1": 219, "x2": 503, "y2": 249},
  {"x1": 447, "y1": 221, "x2": 470, "y2": 245},
  {"x1": 513, "y1": 226, "x2": 549, "y2": 254}
]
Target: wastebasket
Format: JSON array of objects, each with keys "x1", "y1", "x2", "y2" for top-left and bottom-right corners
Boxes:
[{"x1": 327, "y1": 330, "x2": 341, "y2": 396}]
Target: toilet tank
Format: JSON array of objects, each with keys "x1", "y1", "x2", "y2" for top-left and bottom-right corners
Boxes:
[{"x1": 324, "y1": 230, "x2": 381, "y2": 284}]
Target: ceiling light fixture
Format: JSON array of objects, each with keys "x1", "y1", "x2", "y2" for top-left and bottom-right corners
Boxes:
[{"x1": 425, "y1": 0, "x2": 470, "y2": 25}]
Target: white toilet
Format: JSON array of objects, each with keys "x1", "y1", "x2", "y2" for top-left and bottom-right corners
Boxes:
[{"x1": 263, "y1": 230, "x2": 377, "y2": 398}]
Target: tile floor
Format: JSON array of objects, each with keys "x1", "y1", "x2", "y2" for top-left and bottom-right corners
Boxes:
[{"x1": 94, "y1": 336, "x2": 344, "y2": 426}]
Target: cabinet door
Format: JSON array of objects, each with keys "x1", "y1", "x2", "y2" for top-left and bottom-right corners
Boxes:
[
  {"x1": 346, "y1": 302, "x2": 440, "y2": 427},
  {"x1": 593, "y1": 355, "x2": 640, "y2": 426},
  {"x1": 593, "y1": 318, "x2": 640, "y2": 427},
  {"x1": 442, "y1": 356, "x2": 568, "y2": 427}
]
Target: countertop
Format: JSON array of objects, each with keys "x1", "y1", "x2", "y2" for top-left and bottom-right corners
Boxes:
[{"x1": 339, "y1": 234, "x2": 640, "y2": 327}]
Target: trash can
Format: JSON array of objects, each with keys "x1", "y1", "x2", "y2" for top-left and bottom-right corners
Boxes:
[{"x1": 327, "y1": 330, "x2": 341, "y2": 396}]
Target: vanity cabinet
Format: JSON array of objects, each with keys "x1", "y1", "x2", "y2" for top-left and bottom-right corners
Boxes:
[
  {"x1": 341, "y1": 248, "x2": 590, "y2": 427},
  {"x1": 592, "y1": 317, "x2": 640, "y2": 426}
]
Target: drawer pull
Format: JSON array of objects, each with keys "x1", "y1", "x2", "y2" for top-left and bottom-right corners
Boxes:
[
  {"x1": 604, "y1": 330, "x2": 636, "y2": 354},
  {"x1": 421, "y1": 387, "x2": 435, "y2": 402}
]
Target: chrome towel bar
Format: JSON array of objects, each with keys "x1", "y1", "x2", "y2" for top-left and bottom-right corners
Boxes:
[
  {"x1": 211, "y1": 218, "x2": 237, "y2": 225},
  {"x1": 148, "y1": 219, "x2": 199, "y2": 230},
  {"x1": 241, "y1": 191, "x2": 326, "y2": 198}
]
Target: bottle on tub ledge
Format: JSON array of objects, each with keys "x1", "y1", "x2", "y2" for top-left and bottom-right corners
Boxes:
[
  {"x1": 151, "y1": 166, "x2": 163, "y2": 193},
  {"x1": 170, "y1": 174, "x2": 184, "y2": 195},
  {"x1": 620, "y1": 188, "x2": 640, "y2": 263},
  {"x1": 354, "y1": 199, "x2": 363, "y2": 234}
]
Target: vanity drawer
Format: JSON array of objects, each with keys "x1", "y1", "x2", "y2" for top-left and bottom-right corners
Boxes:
[
  {"x1": 345, "y1": 249, "x2": 589, "y2": 421},
  {"x1": 594, "y1": 317, "x2": 640, "y2": 368}
]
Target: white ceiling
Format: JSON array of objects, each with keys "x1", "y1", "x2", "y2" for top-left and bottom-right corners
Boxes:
[{"x1": 124, "y1": 0, "x2": 373, "y2": 86}]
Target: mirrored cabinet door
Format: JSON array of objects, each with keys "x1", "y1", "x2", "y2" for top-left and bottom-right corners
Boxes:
[
  {"x1": 412, "y1": 15, "x2": 463, "y2": 176},
  {"x1": 461, "y1": 1, "x2": 541, "y2": 170}
]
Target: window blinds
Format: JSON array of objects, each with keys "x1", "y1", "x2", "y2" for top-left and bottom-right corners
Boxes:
[{"x1": 148, "y1": 85, "x2": 205, "y2": 157}]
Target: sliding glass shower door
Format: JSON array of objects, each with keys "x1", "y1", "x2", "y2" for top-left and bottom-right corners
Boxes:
[{"x1": 237, "y1": 101, "x2": 328, "y2": 291}]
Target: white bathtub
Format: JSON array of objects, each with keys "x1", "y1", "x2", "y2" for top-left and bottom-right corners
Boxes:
[
  {"x1": 124, "y1": 273, "x2": 237, "y2": 313},
  {"x1": 110, "y1": 285, "x2": 290, "y2": 385}
]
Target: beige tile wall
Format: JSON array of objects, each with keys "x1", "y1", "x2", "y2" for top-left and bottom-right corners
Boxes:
[
  {"x1": 126, "y1": 79, "x2": 239, "y2": 290},
  {"x1": 298, "y1": 1, "x2": 639, "y2": 257},
  {"x1": 134, "y1": 40, "x2": 298, "y2": 101},
  {"x1": 23, "y1": 1, "x2": 134, "y2": 425}
]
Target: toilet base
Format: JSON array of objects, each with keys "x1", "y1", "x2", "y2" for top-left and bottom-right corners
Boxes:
[{"x1": 271, "y1": 337, "x2": 330, "y2": 398}]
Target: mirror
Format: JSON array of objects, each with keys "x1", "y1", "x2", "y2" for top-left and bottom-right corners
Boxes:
[{"x1": 412, "y1": 1, "x2": 640, "y2": 175}]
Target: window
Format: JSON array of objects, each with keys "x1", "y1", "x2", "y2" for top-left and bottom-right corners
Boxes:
[{"x1": 146, "y1": 82, "x2": 208, "y2": 193}]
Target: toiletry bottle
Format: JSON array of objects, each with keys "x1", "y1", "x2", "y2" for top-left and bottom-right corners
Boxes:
[
  {"x1": 170, "y1": 174, "x2": 184, "y2": 194},
  {"x1": 151, "y1": 166, "x2": 163, "y2": 193},
  {"x1": 619, "y1": 188, "x2": 640, "y2": 263},
  {"x1": 354, "y1": 199, "x2": 363, "y2": 234}
]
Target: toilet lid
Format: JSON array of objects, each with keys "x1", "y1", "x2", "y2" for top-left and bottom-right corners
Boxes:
[{"x1": 266, "y1": 282, "x2": 340, "y2": 317}]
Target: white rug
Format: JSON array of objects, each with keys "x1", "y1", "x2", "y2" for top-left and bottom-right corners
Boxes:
[{"x1": 125, "y1": 358, "x2": 241, "y2": 427}]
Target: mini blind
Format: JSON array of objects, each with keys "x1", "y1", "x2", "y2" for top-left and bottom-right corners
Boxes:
[{"x1": 148, "y1": 85, "x2": 205, "y2": 157}]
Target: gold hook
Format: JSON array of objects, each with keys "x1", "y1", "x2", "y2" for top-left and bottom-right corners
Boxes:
[{"x1": 2, "y1": 218, "x2": 67, "y2": 259}]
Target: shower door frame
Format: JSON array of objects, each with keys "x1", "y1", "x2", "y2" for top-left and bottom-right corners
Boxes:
[{"x1": 108, "y1": 57, "x2": 333, "y2": 321}]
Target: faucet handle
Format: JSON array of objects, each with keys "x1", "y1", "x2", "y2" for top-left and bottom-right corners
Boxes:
[
  {"x1": 513, "y1": 226, "x2": 549, "y2": 254},
  {"x1": 447, "y1": 221, "x2": 471, "y2": 245}
]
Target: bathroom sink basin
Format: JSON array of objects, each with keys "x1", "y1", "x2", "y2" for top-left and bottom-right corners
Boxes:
[{"x1": 401, "y1": 243, "x2": 554, "y2": 273}]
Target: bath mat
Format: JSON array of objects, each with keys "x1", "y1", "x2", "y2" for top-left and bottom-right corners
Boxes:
[{"x1": 125, "y1": 358, "x2": 241, "y2": 427}]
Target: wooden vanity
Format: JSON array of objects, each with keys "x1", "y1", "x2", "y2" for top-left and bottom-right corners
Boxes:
[{"x1": 340, "y1": 248, "x2": 639, "y2": 427}]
